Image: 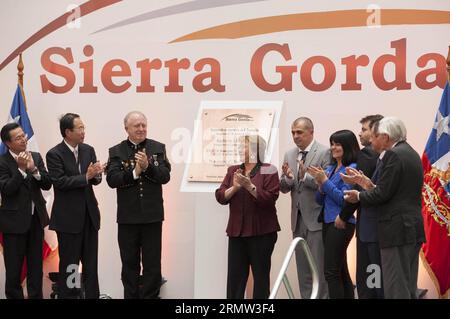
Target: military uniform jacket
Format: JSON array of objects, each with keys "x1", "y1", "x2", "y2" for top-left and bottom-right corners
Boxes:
[{"x1": 106, "y1": 139, "x2": 171, "y2": 224}]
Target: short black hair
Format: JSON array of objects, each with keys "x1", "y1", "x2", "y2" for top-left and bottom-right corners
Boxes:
[
  {"x1": 329, "y1": 129, "x2": 360, "y2": 166},
  {"x1": 360, "y1": 114, "x2": 384, "y2": 129},
  {"x1": 0, "y1": 122, "x2": 20, "y2": 144},
  {"x1": 59, "y1": 113, "x2": 80, "y2": 137}
]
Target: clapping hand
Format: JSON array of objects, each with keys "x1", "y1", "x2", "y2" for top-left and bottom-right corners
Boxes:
[
  {"x1": 282, "y1": 162, "x2": 294, "y2": 179},
  {"x1": 87, "y1": 161, "x2": 104, "y2": 179},
  {"x1": 234, "y1": 170, "x2": 253, "y2": 191},
  {"x1": 25, "y1": 152, "x2": 36, "y2": 172},
  {"x1": 297, "y1": 160, "x2": 307, "y2": 180},
  {"x1": 307, "y1": 166, "x2": 327, "y2": 184},
  {"x1": 16, "y1": 151, "x2": 29, "y2": 171},
  {"x1": 16, "y1": 151, "x2": 36, "y2": 173},
  {"x1": 343, "y1": 190, "x2": 360, "y2": 203},
  {"x1": 233, "y1": 169, "x2": 243, "y2": 189},
  {"x1": 135, "y1": 151, "x2": 149, "y2": 170},
  {"x1": 340, "y1": 167, "x2": 374, "y2": 190},
  {"x1": 334, "y1": 215, "x2": 346, "y2": 229},
  {"x1": 93, "y1": 161, "x2": 106, "y2": 174}
]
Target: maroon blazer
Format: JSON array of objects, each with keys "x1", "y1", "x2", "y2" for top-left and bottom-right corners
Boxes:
[{"x1": 215, "y1": 163, "x2": 281, "y2": 237}]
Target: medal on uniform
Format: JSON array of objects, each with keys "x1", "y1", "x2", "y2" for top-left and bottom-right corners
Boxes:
[{"x1": 152, "y1": 154, "x2": 159, "y2": 166}]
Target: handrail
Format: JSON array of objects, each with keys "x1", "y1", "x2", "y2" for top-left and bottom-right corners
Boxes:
[{"x1": 269, "y1": 237, "x2": 319, "y2": 299}]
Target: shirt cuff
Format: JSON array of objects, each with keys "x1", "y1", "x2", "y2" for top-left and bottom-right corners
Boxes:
[
  {"x1": 132, "y1": 168, "x2": 139, "y2": 180},
  {"x1": 282, "y1": 175, "x2": 294, "y2": 186},
  {"x1": 32, "y1": 171, "x2": 41, "y2": 180},
  {"x1": 302, "y1": 172, "x2": 310, "y2": 182},
  {"x1": 18, "y1": 168, "x2": 27, "y2": 178}
]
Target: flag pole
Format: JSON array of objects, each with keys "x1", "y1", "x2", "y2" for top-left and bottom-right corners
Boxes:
[
  {"x1": 17, "y1": 52, "x2": 24, "y2": 87},
  {"x1": 17, "y1": 53, "x2": 27, "y2": 109},
  {"x1": 447, "y1": 45, "x2": 450, "y2": 83}
]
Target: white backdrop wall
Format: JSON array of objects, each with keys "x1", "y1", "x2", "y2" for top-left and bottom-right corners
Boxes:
[{"x1": 0, "y1": 0, "x2": 449, "y2": 298}]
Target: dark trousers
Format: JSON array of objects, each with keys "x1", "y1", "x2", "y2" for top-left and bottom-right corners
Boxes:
[
  {"x1": 227, "y1": 232, "x2": 277, "y2": 299},
  {"x1": 2, "y1": 213, "x2": 43, "y2": 299},
  {"x1": 322, "y1": 222, "x2": 355, "y2": 299},
  {"x1": 356, "y1": 238, "x2": 384, "y2": 299},
  {"x1": 118, "y1": 222, "x2": 162, "y2": 299},
  {"x1": 56, "y1": 214, "x2": 99, "y2": 299}
]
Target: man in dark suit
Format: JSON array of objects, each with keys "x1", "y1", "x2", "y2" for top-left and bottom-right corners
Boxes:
[
  {"x1": 338, "y1": 114, "x2": 384, "y2": 299},
  {"x1": 0, "y1": 123, "x2": 52, "y2": 299},
  {"x1": 344, "y1": 117, "x2": 425, "y2": 299},
  {"x1": 46, "y1": 113, "x2": 105, "y2": 299},
  {"x1": 106, "y1": 111, "x2": 170, "y2": 299}
]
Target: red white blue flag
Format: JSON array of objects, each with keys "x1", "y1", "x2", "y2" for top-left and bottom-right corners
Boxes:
[
  {"x1": 0, "y1": 84, "x2": 57, "y2": 281},
  {"x1": 421, "y1": 81, "x2": 450, "y2": 298}
]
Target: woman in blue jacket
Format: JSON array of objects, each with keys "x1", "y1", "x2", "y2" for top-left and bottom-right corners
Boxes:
[{"x1": 307, "y1": 130, "x2": 359, "y2": 299}]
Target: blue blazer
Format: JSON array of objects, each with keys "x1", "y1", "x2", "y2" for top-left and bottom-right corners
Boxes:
[{"x1": 316, "y1": 163, "x2": 356, "y2": 224}]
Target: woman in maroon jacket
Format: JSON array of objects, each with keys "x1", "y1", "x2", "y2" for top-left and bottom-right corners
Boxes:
[{"x1": 215, "y1": 135, "x2": 280, "y2": 299}]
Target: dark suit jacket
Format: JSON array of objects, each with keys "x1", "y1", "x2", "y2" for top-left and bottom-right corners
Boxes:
[
  {"x1": 46, "y1": 141, "x2": 101, "y2": 233},
  {"x1": 106, "y1": 139, "x2": 171, "y2": 224},
  {"x1": 359, "y1": 141, "x2": 425, "y2": 248},
  {"x1": 215, "y1": 163, "x2": 281, "y2": 237},
  {"x1": 340, "y1": 146, "x2": 379, "y2": 242},
  {"x1": 0, "y1": 151, "x2": 52, "y2": 234}
]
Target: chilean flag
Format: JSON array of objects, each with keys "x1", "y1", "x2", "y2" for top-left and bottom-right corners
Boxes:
[
  {"x1": 0, "y1": 84, "x2": 58, "y2": 282},
  {"x1": 421, "y1": 81, "x2": 450, "y2": 298}
]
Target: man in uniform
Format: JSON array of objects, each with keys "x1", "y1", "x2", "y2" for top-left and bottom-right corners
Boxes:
[{"x1": 106, "y1": 111, "x2": 171, "y2": 299}]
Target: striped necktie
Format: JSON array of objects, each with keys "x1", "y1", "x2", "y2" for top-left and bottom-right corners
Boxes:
[
  {"x1": 74, "y1": 148, "x2": 80, "y2": 173},
  {"x1": 298, "y1": 151, "x2": 308, "y2": 180}
]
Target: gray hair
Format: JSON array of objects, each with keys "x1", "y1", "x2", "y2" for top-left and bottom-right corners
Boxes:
[
  {"x1": 293, "y1": 117, "x2": 314, "y2": 131},
  {"x1": 124, "y1": 111, "x2": 147, "y2": 127},
  {"x1": 377, "y1": 116, "x2": 407, "y2": 143}
]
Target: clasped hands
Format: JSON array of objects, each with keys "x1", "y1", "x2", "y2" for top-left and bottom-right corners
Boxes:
[
  {"x1": 86, "y1": 161, "x2": 106, "y2": 180},
  {"x1": 340, "y1": 167, "x2": 374, "y2": 190},
  {"x1": 16, "y1": 151, "x2": 36, "y2": 173},
  {"x1": 232, "y1": 169, "x2": 254, "y2": 192},
  {"x1": 133, "y1": 150, "x2": 149, "y2": 176},
  {"x1": 307, "y1": 166, "x2": 327, "y2": 185},
  {"x1": 341, "y1": 167, "x2": 374, "y2": 204}
]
